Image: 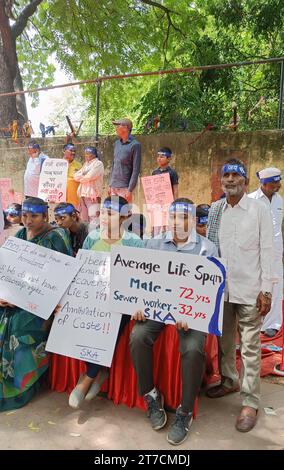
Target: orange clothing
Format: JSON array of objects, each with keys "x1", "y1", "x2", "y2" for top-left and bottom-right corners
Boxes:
[{"x1": 66, "y1": 159, "x2": 82, "y2": 207}]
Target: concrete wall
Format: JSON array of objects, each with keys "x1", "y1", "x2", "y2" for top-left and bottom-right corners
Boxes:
[{"x1": 1, "y1": 130, "x2": 284, "y2": 207}]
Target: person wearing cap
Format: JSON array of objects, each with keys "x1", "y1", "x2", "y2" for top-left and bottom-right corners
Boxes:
[
  {"x1": 130, "y1": 198, "x2": 218, "y2": 446},
  {"x1": 206, "y1": 158, "x2": 274, "y2": 433},
  {"x1": 196, "y1": 204, "x2": 210, "y2": 237},
  {"x1": 54, "y1": 202, "x2": 89, "y2": 255},
  {"x1": 73, "y1": 146, "x2": 104, "y2": 227},
  {"x1": 24, "y1": 142, "x2": 49, "y2": 198},
  {"x1": 63, "y1": 144, "x2": 82, "y2": 208},
  {"x1": 0, "y1": 197, "x2": 72, "y2": 411},
  {"x1": 108, "y1": 118, "x2": 141, "y2": 203},
  {"x1": 68, "y1": 196, "x2": 143, "y2": 409},
  {"x1": 152, "y1": 147, "x2": 179, "y2": 198},
  {"x1": 249, "y1": 167, "x2": 283, "y2": 337}
]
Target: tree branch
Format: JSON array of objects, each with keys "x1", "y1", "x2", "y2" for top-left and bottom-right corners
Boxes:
[{"x1": 12, "y1": 0, "x2": 43, "y2": 39}]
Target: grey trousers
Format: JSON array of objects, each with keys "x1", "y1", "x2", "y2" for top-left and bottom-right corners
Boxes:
[
  {"x1": 218, "y1": 302, "x2": 261, "y2": 409},
  {"x1": 130, "y1": 320, "x2": 206, "y2": 413}
]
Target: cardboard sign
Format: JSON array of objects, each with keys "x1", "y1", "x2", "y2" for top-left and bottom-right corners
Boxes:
[
  {"x1": 110, "y1": 245, "x2": 226, "y2": 336},
  {"x1": 46, "y1": 250, "x2": 122, "y2": 367},
  {"x1": 141, "y1": 173, "x2": 174, "y2": 227},
  {"x1": 0, "y1": 237, "x2": 82, "y2": 319},
  {"x1": 38, "y1": 159, "x2": 68, "y2": 203}
]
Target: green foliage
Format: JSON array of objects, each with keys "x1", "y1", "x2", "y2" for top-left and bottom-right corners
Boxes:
[{"x1": 10, "y1": 0, "x2": 284, "y2": 132}]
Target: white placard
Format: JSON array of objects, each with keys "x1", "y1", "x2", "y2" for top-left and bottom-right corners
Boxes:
[
  {"x1": 46, "y1": 250, "x2": 122, "y2": 367},
  {"x1": 0, "y1": 237, "x2": 82, "y2": 319},
  {"x1": 0, "y1": 193, "x2": 4, "y2": 234},
  {"x1": 38, "y1": 158, "x2": 68, "y2": 203},
  {"x1": 110, "y1": 246, "x2": 226, "y2": 336}
]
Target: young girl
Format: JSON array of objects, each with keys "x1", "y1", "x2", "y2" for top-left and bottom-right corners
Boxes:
[{"x1": 68, "y1": 196, "x2": 143, "y2": 409}]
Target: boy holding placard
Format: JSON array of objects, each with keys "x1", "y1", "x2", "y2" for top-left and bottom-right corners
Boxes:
[
  {"x1": 130, "y1": 198, "x2": 218, "y2": 446},
  {"x1": 152, "y1": 147, "x2": 179, "y2": 199}
]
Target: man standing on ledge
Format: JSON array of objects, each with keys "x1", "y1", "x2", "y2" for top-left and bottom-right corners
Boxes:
[{"x1": 108, "y1": 118, "x2": 141, "y2": 203}]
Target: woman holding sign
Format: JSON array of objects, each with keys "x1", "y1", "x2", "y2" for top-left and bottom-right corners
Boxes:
[
  {"x1": 68, "y1": 196, "x2": 143, "y2": 409},
  {"x1": 0, "y1": 197, "x2": 72, "y2": 411}
]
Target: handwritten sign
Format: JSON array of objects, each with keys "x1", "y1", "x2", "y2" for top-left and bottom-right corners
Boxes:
[
  {"x1": 0, "y1": 178, "x2": 12, "y2": 210},
  {"x1": 38, "y1": 159, "x2": 68, "y2": 203},
  {"x1": 142, "y1": 173, "x2": 174, "y2": 227},
  {"x1": 110, "y1": 246, "x2": 226, "y2": 335},
  {"x1": 0, "y1": 193, "x2": 4, "y2": 235},
  {"x1": 46, "y1": 250, "x2": 121, "y2": 367},
  {"x1": 0, "y1": 237, "x2": 82, "y2": 319}
]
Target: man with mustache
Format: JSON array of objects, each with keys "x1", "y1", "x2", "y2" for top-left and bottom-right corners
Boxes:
[{"x1": 206, "y1": 158, "x2": 274, "y2": 433}]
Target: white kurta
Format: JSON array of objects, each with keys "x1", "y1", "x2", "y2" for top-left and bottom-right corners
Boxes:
[
  {"x1": 249, "y1": 188, "x2": 283, "y2": 330},
  {"x1": 24, "y1": 153, "x2": 48, "y2": 197}
]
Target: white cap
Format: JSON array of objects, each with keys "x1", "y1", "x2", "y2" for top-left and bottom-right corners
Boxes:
[{"x1": 256, "y1": 167, "x2": 282, "y2": 183}]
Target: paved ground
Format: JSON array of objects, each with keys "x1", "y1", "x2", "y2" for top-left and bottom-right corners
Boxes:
[{"x1": 0, "y1": 380, "x2": 283, "y2": 450}]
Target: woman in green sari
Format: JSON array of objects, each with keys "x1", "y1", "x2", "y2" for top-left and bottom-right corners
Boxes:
[{"x1": 0, "y1": 197, "x2": 72, "y2": 411}]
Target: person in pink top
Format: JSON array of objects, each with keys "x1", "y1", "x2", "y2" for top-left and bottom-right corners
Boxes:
[{"x1": 73, "y1": 146, "x2": 104, "y2": 227}]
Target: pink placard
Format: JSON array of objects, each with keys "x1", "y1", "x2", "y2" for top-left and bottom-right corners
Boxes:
[
  {"x1": 141, "y1": 173, "x2": 174, "y2": 227},
  {"x1": 0, "y1": 178, "x2": 12, "y2": 210}
]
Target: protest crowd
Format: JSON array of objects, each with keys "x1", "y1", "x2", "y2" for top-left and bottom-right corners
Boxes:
[{"x1": 0, "y1": 117, "x2": 283, "y2": 447}]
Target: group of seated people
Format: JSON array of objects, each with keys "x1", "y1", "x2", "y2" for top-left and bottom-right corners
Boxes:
[{"x1": 0, "y1": 192, "x2": 212, "y2": 446}]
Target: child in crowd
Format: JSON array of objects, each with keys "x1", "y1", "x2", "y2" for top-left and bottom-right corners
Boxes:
[
  {"x1": 54, "y1": 202, "x2": 89, "y2": 255},
  {"x1": 196, "y1": 204, "x2": 210, "y2": 237}
]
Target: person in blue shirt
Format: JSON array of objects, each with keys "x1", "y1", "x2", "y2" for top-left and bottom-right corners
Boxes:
[{"x1": 130, "y1": 198, "x2": 218, "y2": 446}]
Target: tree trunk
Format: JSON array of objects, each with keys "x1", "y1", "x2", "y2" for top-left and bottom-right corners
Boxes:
[
  {"x1": 14, "y1": 64, "x2": 28, "y2": 122},
  {"x1": 0, "y1": 1, "x2": 19, "y2": 127},
  {"x1": 0, "y1": 46, "x2": 18, "y2": 127}
]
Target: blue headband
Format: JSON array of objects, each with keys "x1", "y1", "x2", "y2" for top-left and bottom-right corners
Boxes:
[
  {"x1": 103, "y1": 199, "x2": 129, "y2": 215},
  {"x1": 6, "y1": 208, "x2": 21, "y2": 217},
  {"x1": 221, "y1": 164, "x2": 247, "y2": 178},
  {"x1": 85, "y1": 146, "x2": 97, "y2": 156},
  {"x1": 259, "y1": 175, "x2": 281, "y2": 184},
  {"x1": 22, "y1": 203, "x2": 48, "y2": 214},
  {"x1": 54, "y1": 204, "x2": 76, "y2": 216},
  {"x1": 169, "y1": 202, "x2": 195, "y2": 215},
  {"x1": 157, "y1": 150, "x2": 172, "y2": 158},
  {"x1": 197, "y1": 215, "x2": 208, "y2": 225},
  {"x1": 64, "y1": 144, "x2": 75, "y2": 151},
  {"x1": 28, "y1": 143, "x2": 40, "y2": 150}
]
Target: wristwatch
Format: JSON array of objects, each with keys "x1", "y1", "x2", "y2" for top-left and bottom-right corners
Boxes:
[{"x1": 262, "y1": 291, "x2": 272, "y2": 299}]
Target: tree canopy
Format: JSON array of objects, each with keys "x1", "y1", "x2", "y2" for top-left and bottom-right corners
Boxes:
[{"x1": 1, "y1": 0, "x2": 283, "y2": 132}]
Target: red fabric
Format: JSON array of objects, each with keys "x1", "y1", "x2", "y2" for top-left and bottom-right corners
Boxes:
[
  {"x1": 49, "y1": 322, "x2": 203, "y2": 415},
  {"x1": 49, "y1": 307, "x2": 283, "y2": 412}
]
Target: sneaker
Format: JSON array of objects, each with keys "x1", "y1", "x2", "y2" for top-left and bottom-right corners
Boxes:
[
  {"x1": 68, "y1": 375, "x2": 86, "y2": 409},
  {"x1": 85, "y1": 369, "x2": 109, "y2": 401},
  {"x1": 167, "y1": 406, "x2": 193, "y2": 445},
  {"x1": 144, "y1": 391, "x2": 167, "y2": 430}
]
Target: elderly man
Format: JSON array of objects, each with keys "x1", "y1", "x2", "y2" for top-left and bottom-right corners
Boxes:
[
  {"x1": 63, "y1": 143, "x2": 82, "y2": 208},
  {"x1": 24, "y1": 142, "x2": 48, "y2": 198},
  {"x1": 108, "y1": 118, "x2": 141, "y2": 203},
  {"x1": 249, "y1": 167, "x2": 283, "y2": 337},
  {"x1": 206, "y1": 158, "x2": 274, "y2": 433}
]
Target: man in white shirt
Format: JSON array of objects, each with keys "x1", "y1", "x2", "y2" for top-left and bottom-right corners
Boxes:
[
  {"x1": 249, "y1": 167, "x2": 283, "y2": 337},
  {"x1": 24, "y1": 142, "x2": 48, "y2": 197},
  {"x1": 207, "y1": 158, "x2": 273, "y2": 433}
]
